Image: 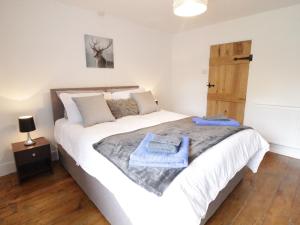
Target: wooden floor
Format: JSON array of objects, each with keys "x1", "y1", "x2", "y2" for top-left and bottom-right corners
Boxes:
[{"x1": 0, "y1": 152, "x2": 299, "y2": 225}]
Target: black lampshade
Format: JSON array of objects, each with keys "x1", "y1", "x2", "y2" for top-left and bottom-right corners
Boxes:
[{"x1": 18, "y1": 116, "x2": 36, "y2": 133}]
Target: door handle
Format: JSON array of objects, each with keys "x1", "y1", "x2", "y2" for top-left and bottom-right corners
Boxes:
[
  {"x1": 234, "y1": 54, "x2": 253, "y2": 62},
  {"x1": 207, "y1": 82, "x2": 215, "y2": 88}
]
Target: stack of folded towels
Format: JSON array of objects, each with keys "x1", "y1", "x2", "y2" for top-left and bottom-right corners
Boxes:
[
  {"x1": 129, "y1": 133, "x2": 189, "y2": 168},
  {"x1": 192, "y1": 116, "x2": 240, "y2": 127}
]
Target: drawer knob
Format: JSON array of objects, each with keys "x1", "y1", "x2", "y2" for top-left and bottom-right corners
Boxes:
[{"x1": 32, "y1": 153, "x2": 36, "y2": 157}]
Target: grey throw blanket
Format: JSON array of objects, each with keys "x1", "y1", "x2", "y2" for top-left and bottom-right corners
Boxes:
[{"x1": 93, "y1": 117, "x2": 249, "y2": 196}]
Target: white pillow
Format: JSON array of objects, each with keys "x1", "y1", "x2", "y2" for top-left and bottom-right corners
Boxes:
[
  {"x1": 102, "y1": 92, "x2": 112, "y2": 100},
  {"x1": 59, "y1": 92, "x2": 111, "y2": 123},
  {"x1": 111, "y1": 87, "x2": 145, "y2": 100},
  {"x1": 57, "y1": 90, "x2": 112, "y2": 100}
]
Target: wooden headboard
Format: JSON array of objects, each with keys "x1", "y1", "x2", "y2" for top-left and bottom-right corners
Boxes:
[{"x1": 50, "y1": 86, "x2": 139, "y2": 123}]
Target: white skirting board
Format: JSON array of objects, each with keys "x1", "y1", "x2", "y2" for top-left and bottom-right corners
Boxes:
[{"x1": 270, "y1": 143, "x2": 300, "y2": 159}]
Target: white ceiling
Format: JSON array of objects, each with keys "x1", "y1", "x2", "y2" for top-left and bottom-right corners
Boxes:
[{"x1": 57, "y1": 0, "x2": 300, "y2": 33}]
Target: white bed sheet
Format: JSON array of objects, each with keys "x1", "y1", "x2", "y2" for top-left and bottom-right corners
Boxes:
[{"x1": 54, "y1": 110, "x2": 269, "y2": 225}]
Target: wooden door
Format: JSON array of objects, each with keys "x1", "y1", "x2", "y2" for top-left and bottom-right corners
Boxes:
[{"x1": 206, "y1": 40, "x2": 252, "y2": 124}]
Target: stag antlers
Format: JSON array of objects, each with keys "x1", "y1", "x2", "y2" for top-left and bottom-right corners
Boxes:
[{"x1": 89, "y1": 39, "x2": 112, "y2": 55}]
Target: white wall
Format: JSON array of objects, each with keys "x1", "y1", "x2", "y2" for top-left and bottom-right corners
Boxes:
[
  {"x1": 0, "y1": 0, "x2": 172, "y2": 176},
  {"x1": 1, "y1": 1, "x2": 300, "y2": 177},
  {"x1": 171, "y1": 5, "x2": 300, "y2": 154}
]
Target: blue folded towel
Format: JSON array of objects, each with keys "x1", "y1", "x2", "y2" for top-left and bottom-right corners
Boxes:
[
  {"x1": 129, "y1": 133, "x2": 189, "y2": 168},
  {"x1": 192, "y1": 117, "x2": 240, "y2": 127},
  {"x1": 202, "y1": 115, "x2": 231, "y2": 121}
]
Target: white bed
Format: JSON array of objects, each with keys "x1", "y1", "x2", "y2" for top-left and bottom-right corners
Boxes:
[{"x1": 54, "y1": 109, "x2": 269, "y2": 225}]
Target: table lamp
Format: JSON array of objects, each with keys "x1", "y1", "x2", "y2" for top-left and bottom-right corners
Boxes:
[{"x1": 18, "y1": 116, "x2": 36, "y2": 146}]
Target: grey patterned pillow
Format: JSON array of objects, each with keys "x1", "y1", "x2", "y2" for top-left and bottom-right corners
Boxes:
[{"x1": 106, "y1": 99, "x2": 139, "y2": 119}]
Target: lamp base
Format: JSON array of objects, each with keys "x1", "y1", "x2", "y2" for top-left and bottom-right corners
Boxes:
[{"x1": 24, "y1": 133, "x2": 36, "y2": 146}]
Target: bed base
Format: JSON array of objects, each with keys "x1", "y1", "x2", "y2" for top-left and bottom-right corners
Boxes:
[{"x1": 58, "y1": 145, "x2": 245, "y2": 225}]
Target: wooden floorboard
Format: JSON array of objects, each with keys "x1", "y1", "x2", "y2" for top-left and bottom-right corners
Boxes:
[
  {"x1": 206, "y1": 152, "x2": 300, "y2": 225},
  {"x1": 0, "y1": 152, "x2": 299, "y2": 225}
]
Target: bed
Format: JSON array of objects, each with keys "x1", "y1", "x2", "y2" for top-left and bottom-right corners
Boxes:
[{"x1": 50, "y1": 86, "x2": 269, "y2": 225}]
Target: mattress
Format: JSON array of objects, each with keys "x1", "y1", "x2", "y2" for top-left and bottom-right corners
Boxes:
[{"x1": 54, "y1": 110, "x2": 269, "y2": 225}]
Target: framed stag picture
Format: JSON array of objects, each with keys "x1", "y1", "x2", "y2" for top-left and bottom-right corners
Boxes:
[{"x1": 84, "y1": 34, "x2": 114, "y2": 68}]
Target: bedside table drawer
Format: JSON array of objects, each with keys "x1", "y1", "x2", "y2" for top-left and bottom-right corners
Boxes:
[{"x1": 15, "y1": 145, "x2": 50, "y2": 166}]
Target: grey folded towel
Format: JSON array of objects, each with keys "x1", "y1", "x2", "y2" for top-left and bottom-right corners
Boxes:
[
  {"x1": 146, "y1": 134, "x2": 182, "y2": 154},
  {"x1": 147, "y1": 142, "x2": 179, "y2": 154},
  {"x1": 151, "y1": 134, "x2": 182, "y2": 146}
]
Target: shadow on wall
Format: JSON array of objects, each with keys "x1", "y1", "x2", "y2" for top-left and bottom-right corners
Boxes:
[
  {"x1": 0, "y1": 89, "x2": 56, "y2": 168},
  {"x1": 0, "y1": 82, "x2": 172, "y2": 173}
]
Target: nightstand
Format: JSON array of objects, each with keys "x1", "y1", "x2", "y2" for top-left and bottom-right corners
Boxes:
[{"x1": 12, "y1": 137, "x2": 52, "y2": 183}]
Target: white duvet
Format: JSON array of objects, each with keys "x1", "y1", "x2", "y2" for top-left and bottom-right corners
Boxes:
[{"x1": 54, "y1": 110, "x2": 269, "y2": 225}]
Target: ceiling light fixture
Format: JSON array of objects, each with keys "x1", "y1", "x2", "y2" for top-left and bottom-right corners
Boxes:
[{"x1": 173, "y1": 0, "x2": 208, "y2": 17}]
